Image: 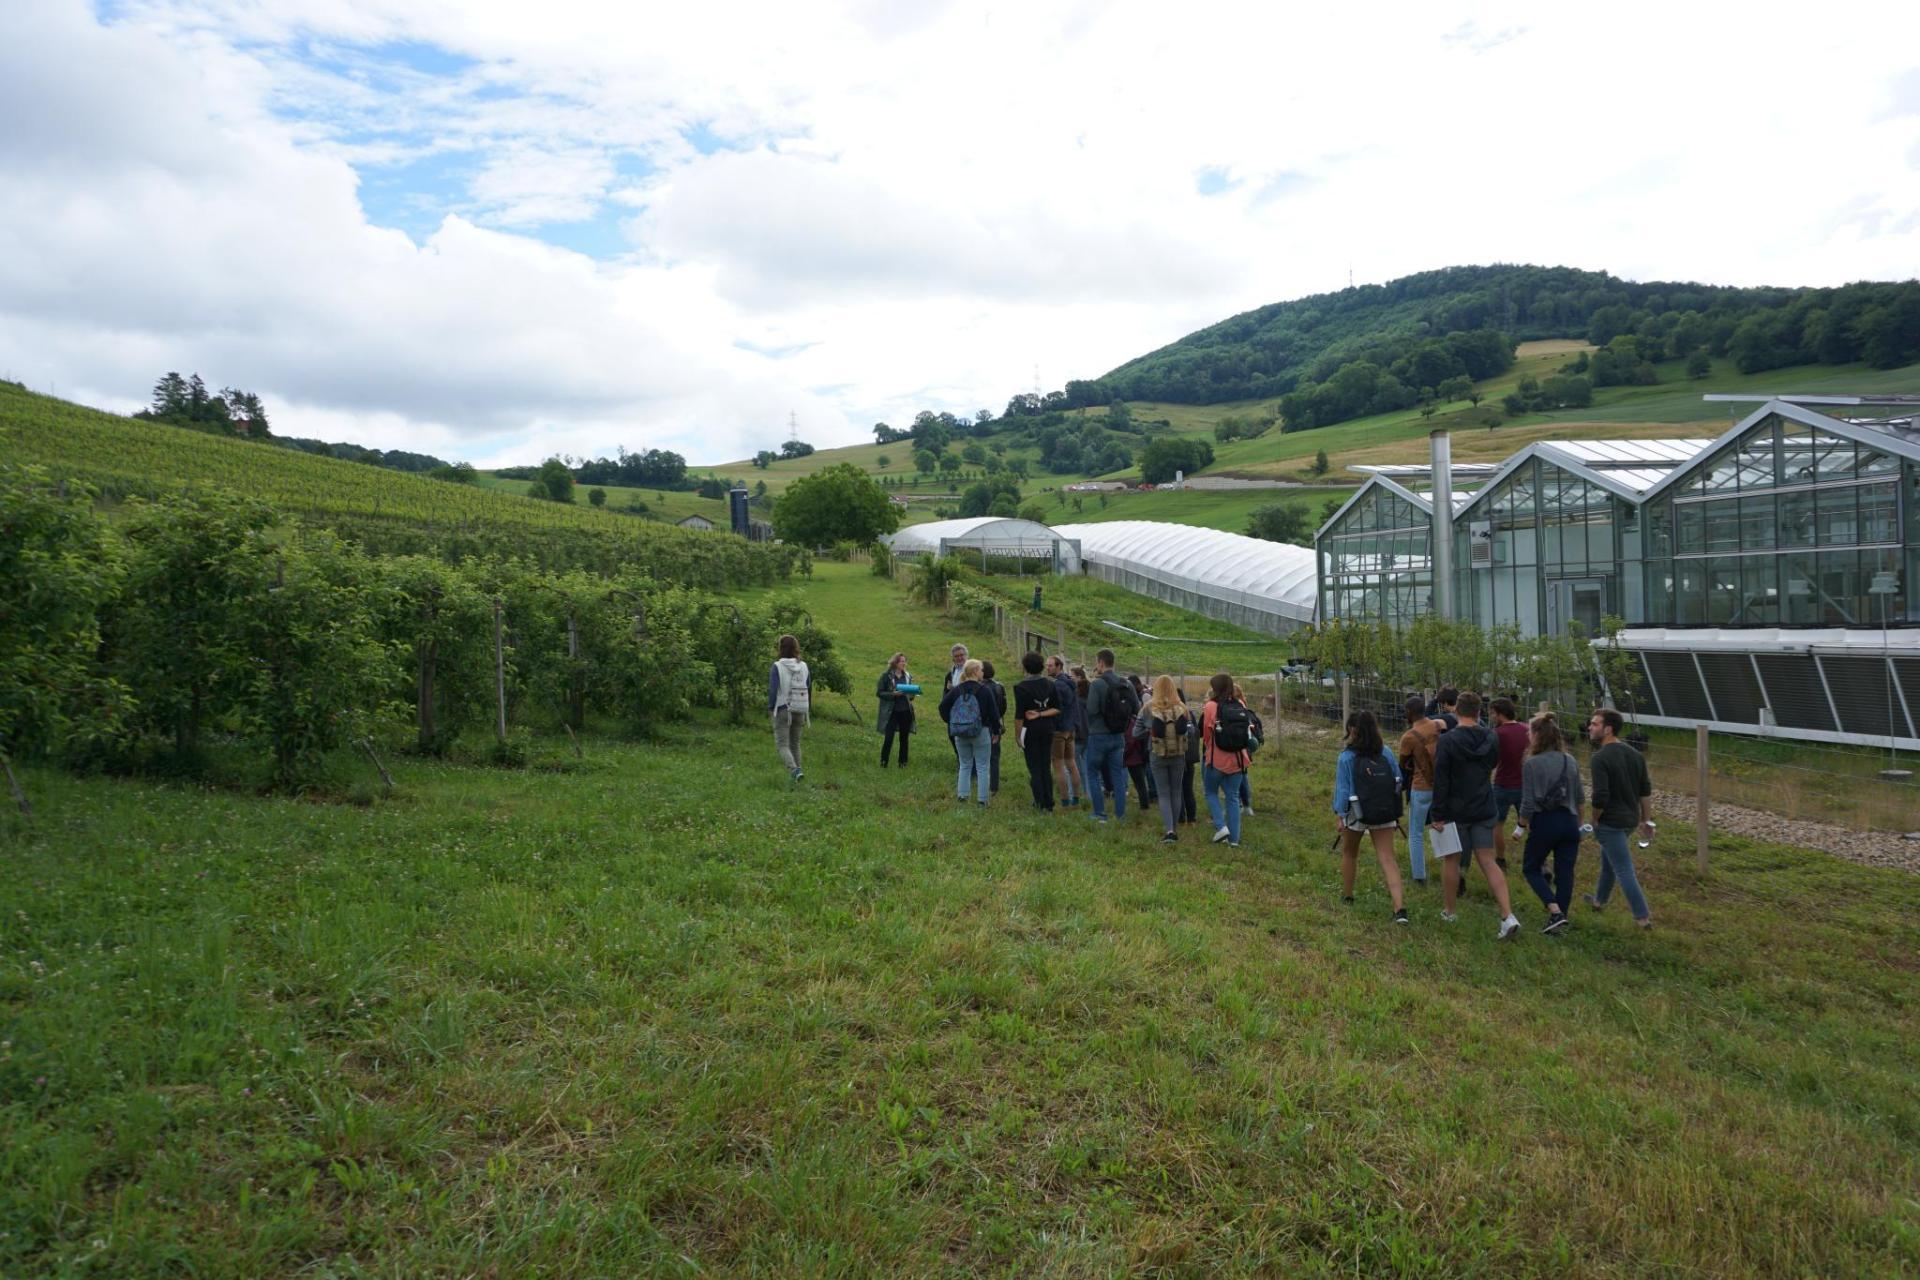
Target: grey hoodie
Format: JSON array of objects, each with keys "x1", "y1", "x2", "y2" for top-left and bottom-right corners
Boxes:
[{"x1": 1430, "y1": 721, "x2": 1498, "y2": 824}]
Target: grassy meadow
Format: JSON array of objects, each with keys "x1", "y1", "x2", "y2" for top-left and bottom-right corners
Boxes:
[{"x1": 4, "y1": 562, "x2": 1917, "y2": 1277}]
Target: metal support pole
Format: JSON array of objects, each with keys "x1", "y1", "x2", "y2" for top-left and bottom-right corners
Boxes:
[
  {"x1": 1695, "y1": 724, "x2": 1710, "y2": 874},
  {"x1": 1340, "y1": 676, "x2": 1351, "y2": 727}
]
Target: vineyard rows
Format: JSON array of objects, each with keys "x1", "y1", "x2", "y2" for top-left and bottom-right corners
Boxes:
[{"x1": 0, "y1": 382, "x2": 804, "y2": 586}]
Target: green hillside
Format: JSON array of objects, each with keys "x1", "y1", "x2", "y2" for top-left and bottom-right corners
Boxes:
[{"x1": 1086, "y1": 264, "x2": 1920, "y2": 405}]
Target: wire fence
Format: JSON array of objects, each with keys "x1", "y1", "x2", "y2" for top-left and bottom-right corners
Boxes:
[{"x1": 943, "y1": 589, "x2": 1920, "y2": 839}]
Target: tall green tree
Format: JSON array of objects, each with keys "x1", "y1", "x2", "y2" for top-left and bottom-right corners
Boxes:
[
  {"x1": 772, "y1": 464, "x2": 900, "y2": 547},
  {"x1": 536, "y1": 457, "x2": 575, "y2": 503}
]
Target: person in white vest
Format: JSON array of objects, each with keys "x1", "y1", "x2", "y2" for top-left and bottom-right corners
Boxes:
[{"x1": 768, "y1": 633, "x2": 812, "y2": 781}]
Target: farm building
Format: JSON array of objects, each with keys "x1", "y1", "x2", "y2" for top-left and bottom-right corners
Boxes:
[
  {"x1": 1313, "y1": 395, "x2": 1920, "y2": 748},
  {"x1": 1051, "y1": 521, "x2": 1317, "y2": 636},
  {"x1": 676, "y1": 514, "x2": 716, "y2": 531}
]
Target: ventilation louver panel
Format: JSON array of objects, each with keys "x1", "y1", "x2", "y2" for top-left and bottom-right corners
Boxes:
[
  {"x1": 1754, "y1": 654, "x2": 1836, "y2": 732},
  {"x1": 1641, "y1": 651, "x2": 1713, "y2": 721},
  {"x1": 1818, "y1": 655, "x2": 1906, "y2": 738},
  {"x1": 1894, "y1": 658, "x2": 1920, "y2": 738},
  {"x1": 1697, "y1": 653, "x2": 1765, "y2": 725}
]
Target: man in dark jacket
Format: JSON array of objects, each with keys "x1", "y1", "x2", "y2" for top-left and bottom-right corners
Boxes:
[{"x1": 1428, "y1": 691, "x2": 1522, "y2": 938}]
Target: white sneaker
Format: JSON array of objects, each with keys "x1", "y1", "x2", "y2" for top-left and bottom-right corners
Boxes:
[
  {"x1": 1497, "y1": 915, "x2": 1521, "y2": 941},
  {"x1": 1439, "y1": 910, "x2": 1457, "y2": 923},
  {"x1": 1242, "y1": 804, "x2": 1255, "y2": 817},
  {"x1": 1211, "y1": 826, "x2": 1230, "y2": 844}
]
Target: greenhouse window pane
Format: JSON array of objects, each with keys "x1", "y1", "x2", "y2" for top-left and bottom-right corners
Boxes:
[
  {"x1": 1817, "y1": 485, "x2": 1858, "y2": 546},
  {"x1": 1817, "y1": 550, "x2": 1863, "y2": 625},
  {"x1": 1706, "y1": 557, "x2": 1742, "y2": 625},
  {"x1": 1860, "y1": 482, "x2": 1896, "y2": 544},
  {"x1": 1704, "y1": 499, "x2": 1741, "y2": 553},
  {"x1": 1812, "y1": 432, "x2": 1855, "y2": 483},
  {"x1": 1779, "y1": 489, "x2": 1815, "y2": 548},
  {"x1": 1737, "y1": 427, "x2": 1776, "y2": 489},
  {"x1": 1739, "y1": 495, "x2": 1776, "y2": 550},
  {"x1": 1782, "y1": 553, "x2": 1820, "y2": 625},
  {"x1": 1705, "y1": 450, "x2": 1741, "y2": 493},
  {"x1": 1779, "y1": 424, "x2": 1818, "y2": 486},
  {"x1": 1859, "y1": 448, "x2": 1897, "y2": 476},
  {"x1": 1741, "y1": 556, "x2": 1780, "y2": 624},
  {"x1": 1677, "y1": 503, "x2": 1705, "y2": 554}
]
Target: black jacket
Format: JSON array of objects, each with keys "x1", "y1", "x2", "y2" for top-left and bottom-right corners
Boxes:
[{"x1": 1430, "y1": 721, "x2": 1498, "y2": 824}]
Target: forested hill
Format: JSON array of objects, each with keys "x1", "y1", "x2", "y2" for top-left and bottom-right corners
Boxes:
[{"x1": 1087, "y1": 264, "x2": 1920, "y2": 404}]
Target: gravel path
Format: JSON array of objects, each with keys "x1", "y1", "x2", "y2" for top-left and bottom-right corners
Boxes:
[
  {"x1": 1650, "y1": 792, "x2": 1920, "y2": 873},
  {"x1": 1277, "y1": 717, "x2": 1920, "y2": 872}
]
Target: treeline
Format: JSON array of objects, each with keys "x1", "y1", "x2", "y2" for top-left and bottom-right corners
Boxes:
[
  {"x1": 0, "y1": 466, "x2": 839, "y2": 794},
  {"x1": 136, "y1": 371, "x2": 271, "y2": 438},
  {"x1": 1085, "y1": 264, "x2": 1920, "y2": 405},
  {"x1": 1275, "y1": 328, "x2": 1514, "y2": 433}
]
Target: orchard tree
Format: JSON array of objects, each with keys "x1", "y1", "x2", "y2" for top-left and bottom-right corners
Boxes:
[
  {"x1": 773, "y1": 463, "x2": 900, "y2": 547},
  {"x1": 876, "y1": 454, "x2": 891, "y2": 470},
  {"x1": 913, "y1": 449, "x2": 937, "y2": 475}
]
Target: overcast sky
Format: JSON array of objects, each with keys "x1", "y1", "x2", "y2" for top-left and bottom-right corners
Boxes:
[{"x1": 4, "y1": 2, "x2": 1919, "y2": 467}]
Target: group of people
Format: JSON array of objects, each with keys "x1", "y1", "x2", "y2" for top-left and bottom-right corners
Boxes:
[
  {"x1": 874, "y1": 643, "x2": 1264, "y2": 848},
  {"x1": 1336, "y1": 686, "x2": 1656, "y2": 937},
  {"x1": 772, "y1": 636, "x2": 1657, "y2": 938}
]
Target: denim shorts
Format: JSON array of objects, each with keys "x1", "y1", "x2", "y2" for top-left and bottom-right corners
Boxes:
[
  {"x1": 1493, "y1": 786, "x2": 1523, "y2": 822},
  {"x1": 1462, "y1": 819, "x2": 1497, "y2": 852}
]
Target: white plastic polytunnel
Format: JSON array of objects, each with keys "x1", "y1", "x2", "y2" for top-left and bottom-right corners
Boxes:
[
  {"x1": 1051, "y1": 522, "x2": 1318, "y2": 636},
  {"x1": 885, "y1": 517, "x2": 1082, "y2": 572}
]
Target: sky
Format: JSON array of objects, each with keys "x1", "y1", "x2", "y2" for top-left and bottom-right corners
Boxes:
[{"x1": 3, "y1": 2, "x2": 1919, "y2": 468}]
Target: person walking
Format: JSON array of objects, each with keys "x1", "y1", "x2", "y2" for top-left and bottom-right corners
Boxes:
[
  {"x1": 1514, "y1": 713, "x2": 1584, "y2": 934},
  {"x1": 1045, "y1": 655, "x2": 1082, "y2": 806},
  {"x1": 980, "y1": 659, "x2": 1007, "y2": 795},
  {"x1": 1333, "y1": 710, "x2": 1409, "y2": 923},
  {"x1": 1138, "y1": 675, "x2": 1192, "y2": 842},
  {"x1": 1584, "y1": 708, "x2": 1656, "y2": 929},
  {"x1": 1070, "y1": 665, "x2": 1093, "y2": 812},
  {"x1": 1013, "y1": 652, "x2": 1060, "y2": 811},
  {"x1": 875, "y1": 651, "x2": 916, "y2": 768},
  {"x1": 768, "y1": 633, "x2": 811, "y2": 781},
  {"x1": 1083, "y1": 649, "x2": 1138, "y2": 824},
  {"x1": 941, "y1": 644, "x2": 969, "y2": 760},
  {"x1": 940, "y1": 659, "x2": 1002, "y2": 807},
  {"x1": 1426, "y1": 687, "x2": 1461, "y2": 732},
  {"x1": 1231, "y1": 681, "x2": 1263, "y2": 817},
  {"x1": 1181, "y1": 687, "x2": 1201, "y2": 826},
  {"x1": 1490, "y1": 697, "x2": 1528, "y2": 869},
  {"x1": 1429, "y1": 692, "x2": 1522, "y2": 938},
  {"x1": 1397, "y1": 696, "x2": 1442, "y2": 886},
  {"x1": 1123, "y1": 676, "x2": 1156, "y2": 813},
  {"x1": 1201, "y1": 673, "x2": 1253, "y2": 848}
]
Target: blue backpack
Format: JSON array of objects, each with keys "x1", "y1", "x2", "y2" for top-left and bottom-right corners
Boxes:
[{"x1": 950, "y1": 688, "x2": 985, "y2": 740}]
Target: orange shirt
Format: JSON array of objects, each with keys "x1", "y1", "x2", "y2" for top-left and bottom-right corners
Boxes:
[{"x1": 1201, "y1": 700, "x2": 1248, "y2": 774}]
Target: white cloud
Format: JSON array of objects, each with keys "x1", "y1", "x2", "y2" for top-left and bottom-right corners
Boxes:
[{"x1": 2, "y1": 0, "x2": 1919, "y2": 468}]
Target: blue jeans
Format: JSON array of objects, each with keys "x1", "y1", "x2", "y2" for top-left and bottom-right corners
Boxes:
[
  {"x1": 1085, "y1": 731, "x2": 1126, "y2": 818},
  {"x1": 1594, "y1": 824, "x2": 1650, "y2": 920},
  {"x1": 1523, "y1": 808, "x2": 1581, "y2": 914},
  {"x1": 1203, "y1": 764, "x2": 1242, "y2": 844},
  {"x1": 954, "y1": 732, "x2": 990, "y2": 803},
  {"x1": 1407, "y1": 788, "x2": 1433, "y2": 880},
  {"x1": 1238, "y1": 769, "x2": 1252, "y2": 809}
]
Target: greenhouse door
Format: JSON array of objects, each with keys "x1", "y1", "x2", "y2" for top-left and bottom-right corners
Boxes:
[{"x1": 1547, "y1": 578, "x2": 1607, "y2": 637}]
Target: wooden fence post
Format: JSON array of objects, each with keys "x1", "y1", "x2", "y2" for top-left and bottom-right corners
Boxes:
[
  {"x1": 566, "y1": 611, "x2": 583, "y2": 731},
  {"x1": 493, "y1": 598, "x2": 507, "y2": 744},
  {"x1": 1340, "y1": 676, "x2": 1351, "y2": 728},
  {"x1": 1695, "y1": 724, "x2": 1710, "y2": 873}
]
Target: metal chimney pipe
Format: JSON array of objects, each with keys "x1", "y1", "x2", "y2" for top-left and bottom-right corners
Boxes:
[{"x1": 1430, "y1": 429, "x2": 1454, "y2": 619}]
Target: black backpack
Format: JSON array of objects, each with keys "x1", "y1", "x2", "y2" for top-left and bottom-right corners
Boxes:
[
  {"x1": 1100, "y1": 672, "x2": 1139, "y2": 733},
  {"x1": 1353, "y1": 751, "x2": 1403, "y2": 825},
  {"x1": 1211, "y1": 701, "x2": 1254, "y2": 754}
]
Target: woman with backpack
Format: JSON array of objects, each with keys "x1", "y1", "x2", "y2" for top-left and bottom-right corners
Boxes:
[
  {"x1": 1231, "y1": 680, "x2": 1263, "y2": 818},
  {"x1": 875, "y1": 651, "x2": 916, "y2": 768},
  {"x1": 1070, "y1": 665, "x2": 1093, "y2": 813},
  {"x1": 939, "y1": 658, "x2": 1003, "y2": 807},
  {"x1": 769, "y1": 633, "x2": 811, "y2": 782},
  {"x1": 1514, "y1": 713, "x2": 1585, "y2": 935},
  {"x1": 1201, "y1": 673, "x2": 1252, "y2": 847},
  {"x1": 1334, "y1": 710, "x2": 1408, "y2": 923},
  {"x1": 1136, "y1": 675, "x2": 1193, "y2": 842}
]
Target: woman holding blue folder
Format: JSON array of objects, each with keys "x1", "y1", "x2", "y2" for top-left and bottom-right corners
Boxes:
[{"x1": 876, "y1": 651, "x2": 918, "y2": 767}]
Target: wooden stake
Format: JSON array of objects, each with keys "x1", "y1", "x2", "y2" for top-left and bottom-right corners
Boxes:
[
  {"x1": 2, "y1": 751, "x2": 30, "y2": 816},
  {"x1": 1695, "y1": 724, "x2": 1710, "y2": 874},
  {"x1": 1340, "y1": 676, "x2": 1351, "y2": 728},
  {"x1": 564, "y1": 723, "x2": 583, "y2": 759},
  {"x1": 359, "y1": 738, "x2": 394, "y2": 792},
  {"x1": 493, "y1": 598, "x2": 507, "y2": 744}
]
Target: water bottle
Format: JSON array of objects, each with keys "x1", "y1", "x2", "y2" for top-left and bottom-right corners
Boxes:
[
  {"x1": 1579, "y1": 823, "x2": 1594, "y2": 837},
  {"x1": 1346, "y1": 795, "x2": 1361, "y2": 827},
  {"x1": 1638, "y1": 822, "x2": 1655, "y2": 850},
  {"x1": 1510, "y1": 823, "x2": 1524, "y2": 841}
]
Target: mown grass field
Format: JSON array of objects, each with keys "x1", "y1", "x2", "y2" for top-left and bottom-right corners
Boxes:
[
  {"x1": 4, "y1": 562, "x2": 1917, "y2": 1277},
  {"x1": 1046, "y1": 484, "x2": 1354, "y2": 536}
]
